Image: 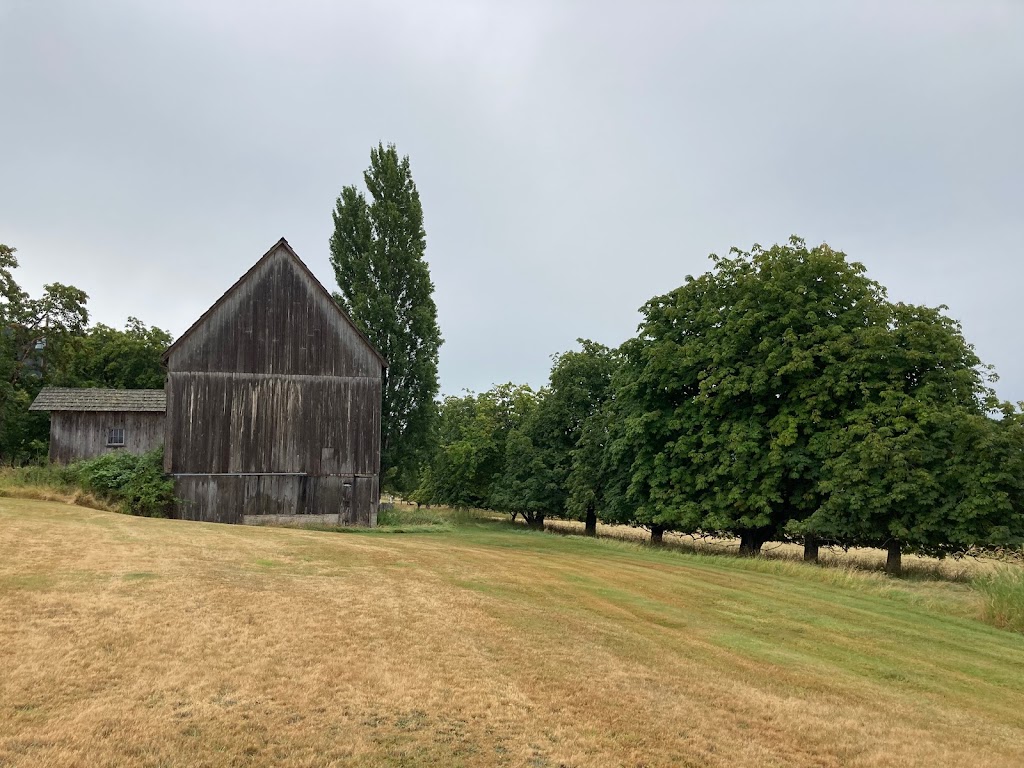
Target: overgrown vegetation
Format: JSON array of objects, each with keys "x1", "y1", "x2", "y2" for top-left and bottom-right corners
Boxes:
[
  {"x1": 72, "y1": 448, "x2": 176, "y2": 518},
  {"x1": 975, "y1": 567, "x2": 1024, "y2": 633},
  {"x1": 0, "y1": 461, "x2": 106, "y2": 509},
  {"x1": 0, "y1": 448, "x2": 175, "y2": 517}
]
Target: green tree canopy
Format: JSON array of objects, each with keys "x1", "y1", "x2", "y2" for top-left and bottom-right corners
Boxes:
[
  {"x1": 415, "y1": 384, "x2": 536, "y2": 511},
  {"x1": 0, "y1": 243, "x2": 90, "y2": 463},
  {"x1": 603, "y1": 236, "x2": 1020, "y2": 565},
  {"x1": 606, "y1": 237, "x2": 892, "y2": 552},
  {"x1": 50, "y1": 317, "x2": 172, "y2": 390},
  {"x1": 330, "y1": 144, "x2": 442, "y2": 492},
  {"x1": 485, "y1": 342, "x2": 619, "y2": 532},
  {"x1": 801, "y1": 302, "x2": 1020, "y2": 572},
  {"x1": 549, "y1": 341, "x2": 618, "y2": 534}
]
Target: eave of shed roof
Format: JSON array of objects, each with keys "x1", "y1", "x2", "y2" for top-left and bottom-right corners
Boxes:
[{"x1": 29, "y1": 387, "x2": 167, "y2": 412}]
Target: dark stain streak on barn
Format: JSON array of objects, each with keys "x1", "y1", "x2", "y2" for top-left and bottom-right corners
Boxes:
[{"x1": 163, "y1": 238, "x2": 386, "y2": 526}]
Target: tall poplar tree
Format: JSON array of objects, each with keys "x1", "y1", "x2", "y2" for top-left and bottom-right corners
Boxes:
[{"x1": 329, "y1": 144, "x2": 442, "y2": 491}]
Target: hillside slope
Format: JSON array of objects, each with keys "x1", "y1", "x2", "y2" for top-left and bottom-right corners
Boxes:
[{"x1": 2, "y1": 499, "x2": 1023, "y2": 767}]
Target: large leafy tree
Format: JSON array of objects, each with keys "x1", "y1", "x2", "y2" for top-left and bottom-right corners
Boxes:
[
  {"x1": 605, "y1": 237, "x2": 1019, "y2": 566},
  {"x1": 489, "y1": 406, "x2": 553, "y2": 529},
  {"x1": 802, "y1": 303, "x2": 1020, "y2": 573},
  {"x1": 607, "y1": 238, "x2": 891, "y2": 554},
  {"x1": 50, "y1": 317, "x2": 172, "y2": 390},
  {"x1": 330, "y1": 144, "x2": 442, "y2": 492},
  {"x1": 550, "y1": 341, "x2": 618, "y2": 535},
  {"x1": 0, "y1": 243, "x2": 89, "y2": 463},
  {"x1": 415, "y1": 384, "x2": 536, "y2": 511},
  {"x1": 486, "y1": 342, "x2": 618, "y2": 532}
]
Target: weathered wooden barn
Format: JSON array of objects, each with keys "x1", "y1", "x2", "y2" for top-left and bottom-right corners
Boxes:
[
  {"x1": 163, "y1": 238, "x2": 386, "y2": 526},
  {"x1": 29, "y1": 387, "x2": 165, "y2": 463}
]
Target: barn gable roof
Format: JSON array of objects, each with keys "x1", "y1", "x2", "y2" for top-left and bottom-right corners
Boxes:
[
  {"x1": 162, "y1": 238, "x2": 387, "y2": 368},
  {"x1": 30, "y1": 387, "x2": 166, "y2": 412}
]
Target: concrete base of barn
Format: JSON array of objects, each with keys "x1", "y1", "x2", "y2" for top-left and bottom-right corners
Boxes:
[
  {"x1": 173, "y1": 474, "x2": 378, "y2": 527},
  {"x1": 241, "y1": 513, "x2": 375, "y2": 528}
]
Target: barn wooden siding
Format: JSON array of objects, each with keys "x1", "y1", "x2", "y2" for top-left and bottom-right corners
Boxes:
[
  {"x1": 48, "y1": 411, "x2": 165, "y2": 464},
  {"x1": 175, "y1": 474, "x2": 378, "y2": 526},
  {"x1": 164, "y1": 239, "x2": 385, "y2": 526}
]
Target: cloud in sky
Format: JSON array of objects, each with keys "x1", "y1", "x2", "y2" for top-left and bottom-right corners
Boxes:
[{"x1": 2, "y1": 0, "x2": 1022, "y2": 401}]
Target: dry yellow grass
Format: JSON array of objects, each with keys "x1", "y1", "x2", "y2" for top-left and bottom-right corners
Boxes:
[
  {"x1": 2, "y1": 498, "x2": 1023, "y2": 767},
  {"x1": 542, "y1": 518, "x2": 1012, "y2": 579}
]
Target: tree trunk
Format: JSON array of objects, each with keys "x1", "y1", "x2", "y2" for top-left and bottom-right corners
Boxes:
[
  {"x1": 885, "y1": 540, "x2": 902, "y2": 576},
  {"x1": 650, "y1": 524, "x2": 665, "y2": 545},
  {"x1": 738, "y1": 530, "x2": 766, "y2": 556},
  {"x1": 527, "y1": 514, "x2": 545, "y2": 531},
  {"x1": 584, "y1": 508, "x2": 597, "y2": 537},
  {"x1": 803, "y1": 536, "x2": 820, "y2": 563}
]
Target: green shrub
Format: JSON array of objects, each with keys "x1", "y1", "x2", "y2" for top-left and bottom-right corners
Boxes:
[
  {"x1": 974, "y1": 566, "x2": 1024, "y2": 633},
  {"x1": 71, "y1": 448, "x2": 176, "y2": 518}
]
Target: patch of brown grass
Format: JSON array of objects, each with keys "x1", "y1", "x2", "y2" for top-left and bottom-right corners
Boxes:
[{"x1": 2, "y1": 499, "x2": 1023, "y2": 767}]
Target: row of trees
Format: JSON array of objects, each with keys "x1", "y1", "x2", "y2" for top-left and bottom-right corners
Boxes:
[
  {"x1": 0, "y1": 243, "x2": 171, "y2": 463},
  {"x1": 411, "y1": 239, "x2": 1024, "y2": 573}
]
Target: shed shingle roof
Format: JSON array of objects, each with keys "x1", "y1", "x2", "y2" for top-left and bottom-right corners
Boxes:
[{"x1": 29, "y1": 387, "x2": 166, "y2": 412}]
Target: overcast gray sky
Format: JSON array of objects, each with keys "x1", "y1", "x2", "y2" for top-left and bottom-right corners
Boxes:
[{"x1": 2, "y1": 0, "x2": 1022, "y2": 402}]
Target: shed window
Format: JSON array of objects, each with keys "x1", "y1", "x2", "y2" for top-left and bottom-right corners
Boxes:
[{"x1": 107, "y1": 428, "x2": 125, "y2": 447}]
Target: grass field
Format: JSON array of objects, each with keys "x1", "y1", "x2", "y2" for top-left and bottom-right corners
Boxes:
[{"x1": 2, "y1": 499, "x2": 1024, "y2": 767}]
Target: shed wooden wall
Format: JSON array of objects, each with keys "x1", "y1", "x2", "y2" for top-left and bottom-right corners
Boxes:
[
  {"x1": 49, "y1": 411, "x2": 165, "y2": 464},
  {"x1": 164, "y1": 243, "x2": 383, "y2": 526}
]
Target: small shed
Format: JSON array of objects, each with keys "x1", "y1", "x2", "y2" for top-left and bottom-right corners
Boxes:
[
  {"x1": 29, "y1": 387, "x2": 166, "y2": 464},
  {"x1": 163, "y1": 238, "x2": 387, "y2": 526}
]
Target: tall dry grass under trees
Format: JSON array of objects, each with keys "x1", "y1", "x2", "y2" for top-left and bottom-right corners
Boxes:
[
  {"x1": 976, "y1": 567, "x2": 1024, "y2": 632},
  {"x1": 3, "y1": 498, "x2": 1024, "y2": 768}
]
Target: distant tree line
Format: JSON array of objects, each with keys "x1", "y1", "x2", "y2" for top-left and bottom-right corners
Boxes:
[
  {"x1": 0, "y1": 242, "x2": 171, "y2": 464},
  {"x1": 412, "y1": 238, "x2": 1024, "y2": 574}
]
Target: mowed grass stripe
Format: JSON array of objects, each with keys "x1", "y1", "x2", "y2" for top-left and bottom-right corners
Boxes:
[
  {"x1": 413, "y1": 528, "x2": 1024, "y2": 717},
  {"x1": 2, "y1": 498, "x2": 1023, "y2": 768}
]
